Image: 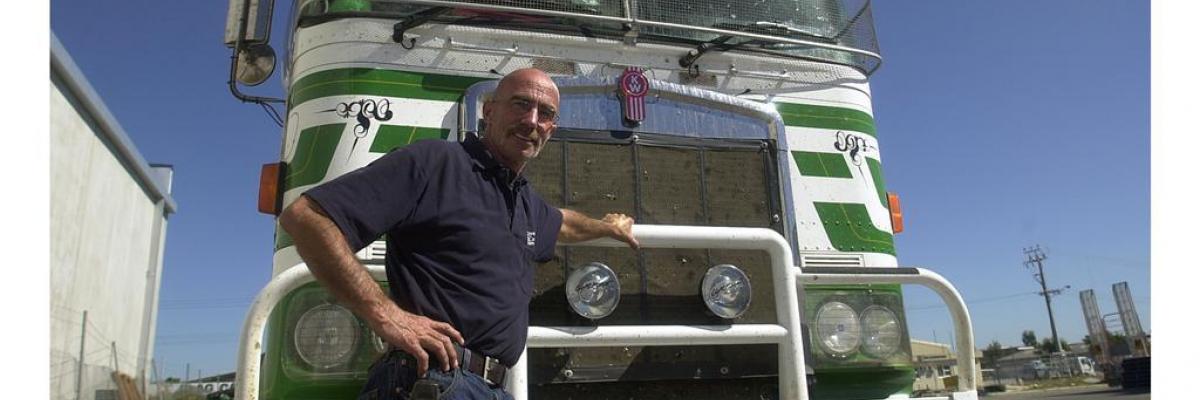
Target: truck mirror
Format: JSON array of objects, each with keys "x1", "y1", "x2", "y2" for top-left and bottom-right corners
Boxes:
[
  {"x1": 236, "y1": 43, "x2": 277, "y2": 86},
  {"x1": 224, "y1": 0, "x2": 274, "y2": 47}
]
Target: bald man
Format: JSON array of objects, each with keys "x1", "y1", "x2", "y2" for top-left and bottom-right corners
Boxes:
[{"x1": 279, "y1": 68, "x2": 638, "y2": 400}]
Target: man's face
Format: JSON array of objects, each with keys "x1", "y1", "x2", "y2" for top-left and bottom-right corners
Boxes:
[{"x1": 482, "y1": 69, "x2": 560, "y2": 172}]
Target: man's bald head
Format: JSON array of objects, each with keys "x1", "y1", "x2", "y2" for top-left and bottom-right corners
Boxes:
[
  {"x1": 482, "y1": 68, "x2": 561, "y2": 173},
  {"x1": 493, "y1": 68, "x2": 560, "y2": 104}
]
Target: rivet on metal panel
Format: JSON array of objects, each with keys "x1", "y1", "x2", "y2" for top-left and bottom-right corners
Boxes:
[
  {"x1": 772, "y1": 214, "x2": 781, "y2": 223},
  {"x1": 563, "y1": 369, "x2": 574, "y2": 378},
  {"x1": 720, "y1": 366, "x2": 730, "y2": 375}
]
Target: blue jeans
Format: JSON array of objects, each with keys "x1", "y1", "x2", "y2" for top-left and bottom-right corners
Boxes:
[{"x1": 357, "y1": 351, "x2": 514, "y2": 400}]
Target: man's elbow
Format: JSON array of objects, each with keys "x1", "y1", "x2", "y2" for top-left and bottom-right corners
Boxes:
[{"x1": 278, "y1": 196, "x2": 313, "y2": 235}]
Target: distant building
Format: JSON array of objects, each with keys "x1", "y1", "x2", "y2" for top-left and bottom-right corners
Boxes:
[
  {"x1": 50, "y1": 33, "x2": 176, "y2": 400},
  {"x1": 160, "y1": 372, "x2": 236, "y2": 399},
  {"x1": 911, "y1": 339, "x2": 983, "y2": 394},
  {"x1": 992, "y1": 344, "x2": 1097, "y2": 384}
]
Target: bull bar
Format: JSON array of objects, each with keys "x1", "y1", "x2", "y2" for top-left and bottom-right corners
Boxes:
[{"x1": 236, "y1": 225, "x2": 977, "y2": 400}]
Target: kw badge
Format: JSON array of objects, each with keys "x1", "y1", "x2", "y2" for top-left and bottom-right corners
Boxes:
[
  {"x1": 527, "y1": 232, "x2": 536, "y2": 247},
  {"x1": 618, "y1": 67, "x2": 649, "y2": 126}
]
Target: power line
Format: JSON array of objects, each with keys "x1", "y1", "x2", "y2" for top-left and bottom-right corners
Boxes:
[{"x1": 908, "y1": 291, "x2": 1041, "y2": 311}]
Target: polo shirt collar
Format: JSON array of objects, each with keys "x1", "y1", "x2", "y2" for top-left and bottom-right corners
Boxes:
[{"x1": 463, "y1": 133, "x2": 528, "y2": 188}]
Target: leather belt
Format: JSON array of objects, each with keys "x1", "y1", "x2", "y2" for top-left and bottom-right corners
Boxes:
[{"x1": 388, "y1": 345, "x2": 508, "y2": 386}]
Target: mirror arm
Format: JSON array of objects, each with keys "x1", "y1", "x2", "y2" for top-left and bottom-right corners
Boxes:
[{"x1": 228, "y1": 0, "x2": 285, "y2": 104}]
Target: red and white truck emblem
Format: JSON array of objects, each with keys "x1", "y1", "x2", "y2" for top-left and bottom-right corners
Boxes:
[{"x1": 618, "y1": 67, "x2": 650, "y2": 124}]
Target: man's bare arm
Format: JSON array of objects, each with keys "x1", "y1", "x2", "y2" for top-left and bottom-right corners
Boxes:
[
  {"x1": 278, "y1": 196, "x2": 462, "y2": 376},
  {"x1": 557, "y1": 209, "x2": 639, "y2": 249}
]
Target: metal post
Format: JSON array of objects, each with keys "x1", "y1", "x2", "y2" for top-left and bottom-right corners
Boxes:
[
  {"x1": 1025, "y1": 246, "x2": 1064, "y2": 354},
  {"x1": 76, "y1": 311, "x2": 87, "y2": 400}
]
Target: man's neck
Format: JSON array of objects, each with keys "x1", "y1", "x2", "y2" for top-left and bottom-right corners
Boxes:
[{"x1": 481, "y1": 136, "x2": 527, "y2": 178}]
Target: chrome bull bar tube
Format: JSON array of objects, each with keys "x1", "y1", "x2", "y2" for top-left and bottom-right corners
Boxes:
[
  {"x1": 236, "y1": 225, "x2": 977, "y2": 400},
  {"x1": 795, "y1": 267, "x2": 979, "y2": 400},
  {"x1": 513, "y1": 225, "x2": 808, "y2": 400},
  {"x1": 233, "y1": 262, "x2": 389, "y2": 400}
]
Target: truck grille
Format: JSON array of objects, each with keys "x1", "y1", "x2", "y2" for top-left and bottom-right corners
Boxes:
[{"x1": 523, "y1": 131, "x2": 785, "y2": 384}]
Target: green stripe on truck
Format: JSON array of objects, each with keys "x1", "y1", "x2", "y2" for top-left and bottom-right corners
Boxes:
[
  {"x1": 370, "y1": 125, "x2": 451, "y2": 153},
  {"x1": 813, "y1": 202, "x2": 895, "y2": 255},
  {"x1": 792, "y1": 151, "x2": 853, "y2": 178},
  {"x1": 867, "y1": 157, "x2": 888, "y2": 208},
  {"x1": 289, "y1": 68, "x2": 489, "y2": 107},
  {"x1": 284, "y1": 123, "x2": 344, "y2": 192},
  {"x1": 776, "y1": 102, "x2": 877, "y2": 137}
]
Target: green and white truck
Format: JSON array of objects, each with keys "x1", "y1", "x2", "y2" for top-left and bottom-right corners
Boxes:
[{"x1": 224, "y1": 1, "x2": 979, "y2": 399}]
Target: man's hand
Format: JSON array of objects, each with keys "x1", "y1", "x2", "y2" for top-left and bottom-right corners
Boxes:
[
  {"x1": 367, "y1": 303, "x2": 464, "y2": 377},
  {"x1": 601, "y1": 213, "x2": 639, "y2": 249}
]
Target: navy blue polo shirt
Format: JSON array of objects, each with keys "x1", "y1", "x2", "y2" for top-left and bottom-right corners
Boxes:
[{"x1": 304, "y1": 134, "x2": 563, "y2": 366}]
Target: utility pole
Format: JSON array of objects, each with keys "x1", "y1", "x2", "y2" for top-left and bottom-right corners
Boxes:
[
  {"x1": 76, "y1": 311, "x2": 87, "y2": 400},
  {"x1": 1024, "y1": 245, "x2": 1068, "y2": 354}
]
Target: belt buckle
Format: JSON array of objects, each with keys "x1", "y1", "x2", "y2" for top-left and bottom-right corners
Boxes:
[{"x1": 480, "y1": 355, "x2": 494, "y2": 381}]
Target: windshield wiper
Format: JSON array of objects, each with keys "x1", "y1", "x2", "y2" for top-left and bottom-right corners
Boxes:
[
  {"x1": 717, "y1": 21, "x2": 837, "y2": 44},
  {"x1": 392, "y1": 7, "x2": 452, "y2": 49}
]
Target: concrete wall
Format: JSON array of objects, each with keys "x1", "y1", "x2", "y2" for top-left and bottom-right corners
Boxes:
[{"x1": 49, "y1": 34, "x2": 174, "y2": 400}]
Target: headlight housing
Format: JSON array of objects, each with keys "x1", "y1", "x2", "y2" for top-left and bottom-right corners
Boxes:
[
  {"x1": 294, "y1": 303, "x2": 359, "y2": 370},
  {"x1": 565, "y1": 262, "x2": 621, "y2": 319},
  {"x1": 860, "y1": 306, "x2": 902, "y2": 358},
  {"x1": 701, "y1": 264, "x2": 752, "y2": 319},
  {"x1": 275, "y1": 282, "x2": 389, "y2": 381},
  {"x1": 804, "y1": 286, "x2": 912, "y2": 367},
  {"x1": 814, "y1": 301, "x2": 861, "y2": 356}
]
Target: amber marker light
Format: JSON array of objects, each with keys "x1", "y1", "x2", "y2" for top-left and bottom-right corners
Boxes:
[
  {"x1": 887, "y1": 192, "x2": 904, "y2": 234},
  {"x1": 258, "y1": 162, "x2": 283, "y2": 215}
]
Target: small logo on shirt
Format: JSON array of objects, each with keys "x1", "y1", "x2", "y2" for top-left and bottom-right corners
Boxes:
[{"x1": 527, "y1": 232, "x2": 536, "y2": 247}]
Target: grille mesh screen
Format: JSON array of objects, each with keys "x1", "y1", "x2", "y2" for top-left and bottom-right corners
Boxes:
[{"x1": 526, "y1": 137, "x2": 780, "y2": 326}]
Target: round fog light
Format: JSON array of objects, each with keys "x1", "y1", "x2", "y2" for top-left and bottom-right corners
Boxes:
[
  {"x1": 294, "y1": 303, "x2": 359, "y2": 369},
  {"x1": 566, "y1": 262, "x2": 620, "y2": 319},
  {"x1": 701, "y1": 264, "x2": 752, "y2": 319}
]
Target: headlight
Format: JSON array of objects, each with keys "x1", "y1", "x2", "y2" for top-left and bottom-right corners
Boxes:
[
  {"x1": 294, "y1": 304, "x2": 359, "y2": 369},
  {"x1": 566, "y1": 262, "x2": 620, "y2": 319},
  {"x1": 701, "y1": 264, "x2": 752, "y2": 319},
  {"x1": 814, "y1": 301, "x2": 861, "y2": 356},
  {"x1": 860, "y1": 306, "x2": 902, "y2": 358}
]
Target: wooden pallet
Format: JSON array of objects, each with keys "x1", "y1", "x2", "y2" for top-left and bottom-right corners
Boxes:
[{"x1": 110, "y1": 372, "x2": 144, "y2": 400}]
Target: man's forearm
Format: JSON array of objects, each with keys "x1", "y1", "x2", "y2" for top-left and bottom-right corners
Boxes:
[
  {"x1": 280, "y1": 196, "x2": 464, "y2": 374},
  {"x1": 558, "y1": 209, "x2": 613, "y2": 243},
  {"x1": 558, "y1": 209, "x2": 639, "y2": 248},
  {"x1": 279, "y1": 196, "x2": 396, "y2": 323}
]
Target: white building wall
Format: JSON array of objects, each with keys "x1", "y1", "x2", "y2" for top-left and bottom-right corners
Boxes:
[{"x1": 49, "y1": 34, "x2": 174, "y2": 400}]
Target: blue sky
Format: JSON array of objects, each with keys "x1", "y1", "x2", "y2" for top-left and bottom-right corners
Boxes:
[{"x1": 49, "y1": 1, "x2": 1149, "y2": 379}]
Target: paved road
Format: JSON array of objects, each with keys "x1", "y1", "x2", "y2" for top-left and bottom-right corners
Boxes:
[{"x1": 988, "y1": 385, "x2": 1150, "y2": 400}]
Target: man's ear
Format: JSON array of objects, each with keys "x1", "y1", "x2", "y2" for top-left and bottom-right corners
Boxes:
[{"x1": 482, "y1": 99, "x2": 494, "y2": 122}]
